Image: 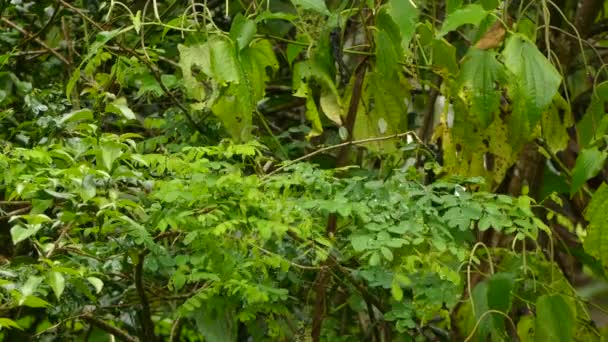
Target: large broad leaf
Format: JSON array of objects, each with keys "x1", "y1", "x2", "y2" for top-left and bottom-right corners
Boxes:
[
  {"x1": 386, "y1": 0, "x2": 418, "y2": 51},
  {"x1": 240, "y1": 39, "x2": 278, "y2": 105},
  {"x1": 180, "y1": 37, "x2": 277, "y2": 141},
  {"x1": 229, "y1": 14, "x2": 257, "y2": 51},
  {"x1": 208, "y1": 39, "x2": 240, "y2": 86},
  {"x1": 486, "y1": 273, "x2": 514, "y2": 335},
  {"x1": 471, "y1": 281, "x2": 493, "y2": 340},
  {"x1": 570, "y1": 147, "x2": 607, "y2": 195},
  {"x1": 178, "y1": 43, "x2": 212, "y2": 101},
  {"x1": 583, "y1": 183, "x2": 608, "y2": 273},
  {"x1": 459, "y1": 48, "x2": 505, "y2": 127},
  {"x1": 437, "y1": 4, "x2": 488, "y2": 37},
  {"x1": 352, "y1": 27, "x2": 408, "y2": 153},
  {"x1": 535, "y1": 294, "x2": 574, "y2": 342},
  {"x1": 432, "y1": 39, "x2": 459, "y2": 75},
  {"x1": 502, "y1": 34, "x2": 562, "y2": 147}
]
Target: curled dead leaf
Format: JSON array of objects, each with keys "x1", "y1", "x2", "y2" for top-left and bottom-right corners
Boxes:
[{"x1": 475, "y1": 20, "x2": 507, "y2": 50}]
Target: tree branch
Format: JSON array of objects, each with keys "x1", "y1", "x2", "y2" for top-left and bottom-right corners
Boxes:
[
  {"x1": 0, "y1": 17, "x2": 70, "y2": 65},
  {"x1": 81, "y1": 313, "x2": 139, "y2": 342},
  {"x1": 135, "y1": 252, "x2": 156, "y2": 342}
]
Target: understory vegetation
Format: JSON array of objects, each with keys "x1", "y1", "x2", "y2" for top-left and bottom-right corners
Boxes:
[{"x1": 1, "y1": 0, "x2": 608, "y2": 341}]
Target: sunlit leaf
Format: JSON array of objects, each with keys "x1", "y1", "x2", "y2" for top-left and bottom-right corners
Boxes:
[
  {"x1": 106, "y1": 97, "x2": 136, "y2": 120},
  {"x1": 87, "y1": 277, "x2": 104, "y2": 294},
  {"x1": 48, "y1": 271, "x2": 65, "y2": 300}
]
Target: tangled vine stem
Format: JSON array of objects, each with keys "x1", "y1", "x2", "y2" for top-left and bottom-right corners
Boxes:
[{"x1": 261, "y1": 131, "x2": 424, "y2": 180}]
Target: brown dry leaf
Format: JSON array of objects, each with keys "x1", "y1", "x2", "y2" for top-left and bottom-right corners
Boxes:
[{"x1": 475, "y1": 21, "x2": 507, "y2": 50}]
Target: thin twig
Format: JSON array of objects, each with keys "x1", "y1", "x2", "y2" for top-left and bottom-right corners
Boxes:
[
  {"x1": 82, "y1": 313, "x2": 139, "y2": 342},
  {"x1": 0, "y1": 206, "x2": 31, "y2": 221},
  {"x1": 169, "y1": 318, "x2": 184, "y2": 342},
  {"x1": 0, "y1": 201, "x2": 30, "y2": 205},
  {"x1": 262, "y1": 131, "x2": 422, "y2": 180},
  {"x1": 0, "y1": 17, "x2": 70, "y2": 65}
]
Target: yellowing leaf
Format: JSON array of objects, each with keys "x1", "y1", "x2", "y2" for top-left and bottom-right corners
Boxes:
[
  {"x1": 320, "y1": 87, "x2": 343, "y2": 125},
  {"x1": 106, "y1": 97, "x2": 136, "y2": 120},
  {"x1": 541, "y1": 94, "x2": 571, "y2": 153}
]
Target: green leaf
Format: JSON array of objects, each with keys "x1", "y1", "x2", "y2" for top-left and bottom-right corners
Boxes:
[
  {"x1": 290, "y1": 0, "x2": 330, "y2": 15},
  {"x1": 211, "y1": 39, "x2": 277, "y2": 141},
  {"x1": 98, "y1": 140, "x2": 124, "y2": 171},
  {"x1": 480, "y1": 0, "x2": 499, "y2": 10},
  {"x1": 541, "y1": 94, "x2": 572, "y2": 153},
  {"x1": 517, "y1": 315, "x2": 535, "y2": 342},
  {"x1": 351, "y1": 234, "x2": 371, "y2": 252},
  {"x1": 437, "y1": 4, "x2": 488, "y2": 37},
  {"x1": 486, "y1": 273, "x2": 514, "y2": 333},
  {"x1": 178, "y1": 43, "x2": 211, "y2": 101},
  {"x1": 48, "y1": 271, "x2": 65, "y2": 300},
  {"x1": 81, "y1": 174, "x2": 96, "y2": 201},
  {"x1": 471, "y1": 281, "x2": 493, "y2": 340},
  {"x1": 447, "y1": 0, "x2": 463, "y2": 13},
  {"x1": 570, "y1": 147, "x2": 607, "y2": 195},
  {"x1": 386, "y1": 0, "x2": 419, "y2": 50},
  {"x1": 583, "y1": 183, "x2": 608, "y2": 272},
  {"x1": 577, "y1": 82, "x2": 608, "y2": 148},
  {"x1": 87, "y1": 277, "x2": 104, "y2": 294},
  {"x1": 59, "y1": 108, "x2": 93, "y2": 124},
  {"x1": 106, "y1": 97, "x2": 136, "y2": 120},
  {"x1": 209, "y1": 38, "x2": 240, "y2": 86},
  {"x1": 503, "y1": 34, "x2": 562, "y2": 147},
  {"x1": 391, "y1": 277, "x2": 404, "y2": 301},
  {"x1": 535, "y1": 294, "x2": 574, "y2": 342},
  {"x1": 230, "y1": 14, "x2": 257, "y2": 51},
  {"x1": 380, "y1": 246, "x2": 393, "y2": 261},
  {"x1": 369, "y1": 251, "x2": 381, "y2": 266},
  {"x1": 21, "y1": 276, "x2": 43, "y2": 297},
  {"x1": 65, "y1": 69, "x2": 81, "y2": 102},
  {"x1": 10, "y1": 225, "x2": 33, "y2": 244},
  {"x1": 432, "y1": 39, "x2": 458, "y2": 75},
  {"x1": 460, "y1": 48, "x2": 505, "y2": 127},
  {"x1": 21, "y1": 296, "x2": 50, "y2": 308},
  {"x1": 0, "y1": 318, "x2": 22, "y2": 330}
]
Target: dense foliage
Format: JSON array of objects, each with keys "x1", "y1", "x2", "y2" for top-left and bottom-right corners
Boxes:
[{"x1": 1, "y1": 0, "x2": 608, "y2": 341}]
